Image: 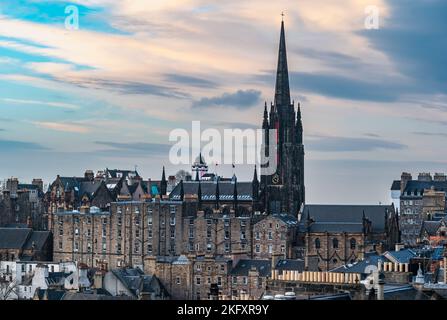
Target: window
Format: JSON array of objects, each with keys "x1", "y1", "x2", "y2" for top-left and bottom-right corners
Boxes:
[
  {"x1": 135, "y1": 215, "x2": 140, "y2": 226},
  {"x1": 74, "y1": 242, "x2": 79, "y2": 252},
  {"x1": 148, "y1": 228, "x2": 152, "y2": 239},
  {"x1": 255, "y1": 232, "x2": 260, "y2": 240},
  {"x1": 268, "y1": 244, "x2": 273, "y2": 253},
  {"x1": 87, "y1": 229, "x2": 91, "y2": 237},
  {"x1": 148, "y1": 216, "x2": 153, "y2": 225},
  {"x1": 59, "y1": 228, "x2": 63, "y2": 236},
  {"x1": 224, "y1": 219, "x2": 230, "y2": 227},
  {"x1": 134, "y1": 242, "x2": 140, "y2": 253},
  {"x1": 102, "y1": 217, "x2": 107, "y2": 225},
  {"x1": 170, "y1": 227, "x2": 175, "y2": 239},
  {"x1": 315, "y1": 238, "x2": 321, "y2": 249},
  {"x1": 189, "y1": 218, "x2": 194, "y2": 225},
  {"x1": 333, "y1": 258, "x2": 338, "y2": 264},
  {"x1": 117, "y1": 216, "x2": 122, "y2": 225},
  {"x1": 206, "y1": 243, "x2": 212, "y2": 252},
  {"x1": 276, "y1": 223, "x2": 280, "y2": 229},
  {"x1": 268, "y1": 231, "x2": 273, "y2": 240},
  {"x1": 206, "y1": 219, "x2": 212, "y2": 225},
  {"x1": 135, "y1": 228, "x2": 140, "y2": 238},
  {"x1": 240, "y1": 231, "x2": 246, "y2": 240},
  {"x1": 102, "y1": 242, "x2": 107, "y2": 251},
  {"x1": 21, "y1": 264, "x2": 25, "y2": 272},
  {"x1": 118, "y1": 229, "x2": 122, "y2": 238},
  {"x1": 188, "y1": 242, "x2": 194, "y2": 252},
  {"x1": 87, "y1": 243, "x2": 92, "y2": 253},
  {"x1": 147, "y1": 207, "x2": 153, "y2": 214},
  {"x1": 170, "y1": 217, "x2": 176, "y2": 226},
  {"x1": 75, "y1": 228, "x2": 79, "y2": 236},
  {"x1": 243, "y1": 277, "x2": 248, "y2": 285},
  {"x1": 170, "y1": 206, "x2": 176, "y2": 214},
  {"x1": 189, "y1": 227, "x2": 194, "y2": 239},
  {"x1": 232, "y1": 277, "x2": 237, "y2": 284},
  {"x1": 59, "y1": 241, "x2": 63, "y2": 250},
  {"x1": 196, "y1": 277, "x2": 201, "y2": 285},
  {"x1": 350, "y1": 238, "x2": 356, "y2": 250},
  {"x1": 281, "y1": 244, "x2": 285, "y2": 253},
  {"x1": 195, "y1": 243, "x2": 200, "y2": 252},
  {"x1": 176, "y1": 277, "x2": 181, "y2": 285},
  {"x1": 332, "y1": 238, "x2": 339, "y2": 249},
  {"x1": 87, "y1": 217, "x2": 91, "y2": 224},
  {"x1": 102, "y1": 228, "x2": 107, "y2": 237},
  {"x1": 217, "y1": 277, "x2": 222, "y2": 286},
  {"x1": 207, "y1": 226, "x2": 212, "y2": 239},
  {"x1": 255, "y1": 244, "x2": 260, "y2": 253},
  {"x1": 240, "y1": 219, "x2": 246, "y2": 227},
  {"x1": 207, "y1": 277, "x2": 211, "y2": 284},
  {"x1": 147, "y1": 244, "x2": 153, "y2": 254},
  {"x1": 220, "y1": 264, "x2": 225, "y2": 272},
  {"x1": 224, "y1": 242, "x2": 230, "y2": 253},
  {"x1": 224, "y1": 229, "x2": 230, "y2": 240}
]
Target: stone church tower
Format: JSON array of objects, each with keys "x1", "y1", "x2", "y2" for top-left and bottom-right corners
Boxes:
[{"x1": 261, "y1": 20, "x2": 305, "y2": 216}]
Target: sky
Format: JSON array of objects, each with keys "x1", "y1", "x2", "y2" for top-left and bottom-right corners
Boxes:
[{"x1": 0, "y1": 0, "x2": 446, "y2": 204}]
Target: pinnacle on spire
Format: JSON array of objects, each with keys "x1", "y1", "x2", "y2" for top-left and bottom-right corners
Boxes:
[
  {"x1": 263, "y1": 102, "x2": 269, "y2": 129},
  {"x1": 179, "y1": 180, "x2": 184, "y2": 201},
  {"x1": 161, "y1": 166, "x2": 166, "y2": 181},
  {"x1": 253, "y1": 165, "x2": 258, "y2": 182},
  {"x1": 274, "y1": 19, "x2": 291, "y2": 109}
]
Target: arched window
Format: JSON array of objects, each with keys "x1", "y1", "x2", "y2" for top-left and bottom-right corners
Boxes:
[
  {"x1": 315, "y1": 238, "x2": 321, "y2": 249},
  {"x1": 332, "y1": 238, "x2": 339, "y2": 249},
  {"x1": 350, "y1": 238, "x2": 356, "y2": 250}
]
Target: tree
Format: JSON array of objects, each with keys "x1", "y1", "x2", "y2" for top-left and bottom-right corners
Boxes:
[{"x1": 175, "y1": 170, "x2": 191, "y2": 181}]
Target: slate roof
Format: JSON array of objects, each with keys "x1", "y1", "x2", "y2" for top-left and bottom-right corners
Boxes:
[
  {"x1": 331, "y1": 254, "x2": 389, "y2": 274},
  {"x1": 23, "y1": 231, "x2": 51, "y2": 251},
  {"x1": 35, "y1": 289, "x2": 66, "y2": 300},
  {"x1": 62, "y1": 292, "x2": 134, "y2": 300},
  {"x1": 301, "y1": 204, "x2": 394, "y2": 234},
  {"x1": 274, "y1": 214, "x2": 299, "y2": 226},
  {"x1": 170, "y1": 180, "x2": 254, "y2": 201},
  {"x1": 230, "y1": 259, "x2": 271, "y2": 277},
  {"x1": 421, "y1": 220, "x2": 442, "y2": 236},
  {"x1": 111, "y1": 268, "x2": 165, "y2": 297},
  {"x1": 402, "y1": 180, "x2": 447, "y2": 196},
  {"x1": 106, "y1": 169, "x2": 139, "y2": 179},
  {"x1": 305, "y1": 222, "x2": 364, "y2": 233},
  {"x1": 384, "y1": 249, "x2": 417, "y2": 264},
  {"x1": 0, "y1": 227, "x2": 31, "y2": 249},
  {"x1": 18, "y1": 184, "x2": 40, "y2": 191},
  {"x1": 275, "y1": 259, "x2": 305, "y2": 272}
]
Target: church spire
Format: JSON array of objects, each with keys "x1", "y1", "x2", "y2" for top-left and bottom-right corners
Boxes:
[
  {"x1": 274, "y1": 19, "x2": 291, "y2": 109},
  {"x1": 296, "y1": 103, "x2": 303, "y2": 144},
  {"x1": 160, "y1": 166, "x2": 167, "y2": 195},
  {"x1": 262, "y1": 101, "x2": 269, "y2": 129}
]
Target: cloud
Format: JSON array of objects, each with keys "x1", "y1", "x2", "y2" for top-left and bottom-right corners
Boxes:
[
  {"x1": 412, "y1": 131, "x2": 447, "y2": 138},
  {"x1": 306, "y1": 135, "x2": 407, "y2": 152},
  {"x1": 0, "y1": 139, "x2": 48, "y2": 151},
  {"x1": 164, "y1": 73, "x2": 218, "y2": 89},
  {"x1": 2, "y1": 98, "x2": 80, "y2": 110},
  {"x1": 32, "y1": 121, "x2": 90, "y2": 133},
  {"x1": 360, "y1": 0, "x2": 447, "y2": 95},
  {"x1": 211, "y1": 121, "x2": 259, "y2": 130},
  {"x1": 192, "y1": 89, "x2": 261, "y2": 109},
  {"x1": 94, "y1": 141, "x2": 171, "y2": 157},
  {"x1": 68, "y1": 78, "x2": 190, "y2": 98}
]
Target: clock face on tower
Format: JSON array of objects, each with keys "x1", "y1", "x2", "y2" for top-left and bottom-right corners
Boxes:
[{"x1": 272, "y1": 174, "x2": 280, "y2": 185}]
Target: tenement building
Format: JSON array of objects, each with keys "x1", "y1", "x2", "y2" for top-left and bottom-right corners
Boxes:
[
  {"x1": 298, "y1": 204, "x2": 400, "y2": 271},
  {"x1": 391, "y1": 172, "x2": 447, "y2": 246}
]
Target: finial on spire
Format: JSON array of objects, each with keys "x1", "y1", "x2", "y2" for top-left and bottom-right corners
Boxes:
[{"x1": 281, "y1": 11, "x2": 285, "y2": 22}]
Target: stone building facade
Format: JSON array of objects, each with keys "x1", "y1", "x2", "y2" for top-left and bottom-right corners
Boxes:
[
  {"x1": 52, "y1": 198, "x2": 183, "y2": 270},
  {"x1": 299, "y1": 204, "x2": 400, "y2": 271},
  {"x1": 392, "y1": 172, "x2": 447, "y2": 246},
  {"x1": 252, "y1": 214, "x2": 298, "y2": 260}
]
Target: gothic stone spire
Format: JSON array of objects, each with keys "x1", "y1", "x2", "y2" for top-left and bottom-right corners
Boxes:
[{"x1": 274, "y1": 20, "x2": 291, "y2": 109}]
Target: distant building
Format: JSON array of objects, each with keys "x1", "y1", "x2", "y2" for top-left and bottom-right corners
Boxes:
[
  {"x1": 391, "y1": 172, "x2": 447, "y2": 246},
  {"x1": 0, "y1": 227, "x2": 52, "y2": 262}
]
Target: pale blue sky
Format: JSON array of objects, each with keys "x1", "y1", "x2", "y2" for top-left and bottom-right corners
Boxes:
[{"x1": 0, "y1": 0, "x2": 446, "y2": 204}]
